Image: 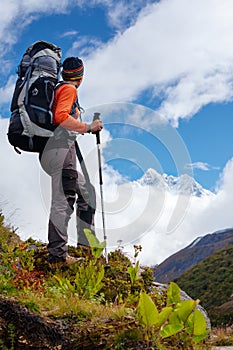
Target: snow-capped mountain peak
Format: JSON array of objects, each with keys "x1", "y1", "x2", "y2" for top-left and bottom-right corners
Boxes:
[
  {"x1": 137, "y1": 168, "x2": 213, "y2": 197},
  {"x1": 138, "y1": 168, "x2": 167, "y2": 188}
]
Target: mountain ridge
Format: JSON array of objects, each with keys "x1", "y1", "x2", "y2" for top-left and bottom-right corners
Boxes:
[{"x1": 154, "y1": 227, "x2": 233, "y2": 283}]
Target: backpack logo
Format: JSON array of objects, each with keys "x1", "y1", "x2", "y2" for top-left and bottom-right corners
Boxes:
[{"x1": 32, "y1": 88, "x2": 39, "y2": 96}]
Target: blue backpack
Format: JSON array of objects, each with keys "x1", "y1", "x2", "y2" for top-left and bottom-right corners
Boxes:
[{"x1": 8, "y1": 41, "x2": 62, "y2": 153}]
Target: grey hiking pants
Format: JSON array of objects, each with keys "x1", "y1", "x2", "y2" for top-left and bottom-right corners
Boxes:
[{"x1": 39, "y1": 142, "x2": 96, "y2": 259}]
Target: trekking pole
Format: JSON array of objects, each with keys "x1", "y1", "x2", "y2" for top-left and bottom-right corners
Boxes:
[{"x1": 93, "y1": 112, "x2": 110, "y2": 268}]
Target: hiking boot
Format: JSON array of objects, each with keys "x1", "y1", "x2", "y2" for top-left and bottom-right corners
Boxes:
[
  {"x1": 48, "y1": 254, "x2": 84, "y2": 270},
  {"x1": 77, "y1": 243, "x2": 92, "y2": 257},
  {"x1": 65, "y1": 255, "x2": 84, "y2": 265}
]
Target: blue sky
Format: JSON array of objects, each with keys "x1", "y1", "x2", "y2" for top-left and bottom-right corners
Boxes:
[
  {"x1": 179, "y1": 103, "x2": 233, "y2": 191},
  {"x1": 0, "y1": 0, "x2": 233, "y2": 264},
  {"x1": 1, "y1": 0, "x2": 232, "y2": 191}
]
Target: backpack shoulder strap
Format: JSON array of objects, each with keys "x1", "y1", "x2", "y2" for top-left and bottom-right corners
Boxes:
[
  {"x1": 55, "y1": 81, "x2": 85, "y2": 118},
  {"x1": 54, "y1": 80, "x2": 67, "y2": 91}
]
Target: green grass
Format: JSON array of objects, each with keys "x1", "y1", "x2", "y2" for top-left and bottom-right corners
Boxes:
[{"x1": 0, "y1": 213, "x2": 230, "y2": 349}]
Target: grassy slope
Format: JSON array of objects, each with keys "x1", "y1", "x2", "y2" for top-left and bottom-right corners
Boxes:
[
  {"x1": 175, "y1": 245, "x2": 233, "y2": 325},
  {"x1": 0, "y1": 214, "x2": 231, "y2": 348}
]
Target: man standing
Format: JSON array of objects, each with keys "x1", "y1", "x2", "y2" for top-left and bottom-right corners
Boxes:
[{"x1": 40, "y1": 57, "x2": 103, "y2": 267}]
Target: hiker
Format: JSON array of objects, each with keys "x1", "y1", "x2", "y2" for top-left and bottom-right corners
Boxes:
[{"x1": 39, "y1": 57, "x2": 103, "y2": 267}]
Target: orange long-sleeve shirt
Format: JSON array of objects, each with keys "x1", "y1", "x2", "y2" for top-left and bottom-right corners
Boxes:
[{"x1": 52, "y1": 83, "x2": 87, "y2": 133}]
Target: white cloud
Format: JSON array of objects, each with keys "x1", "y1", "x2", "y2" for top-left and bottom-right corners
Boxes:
[
  {"x1": 0, "y1": 0, "x2": 71, "y2": 54},
  {"x1": 0, "y1": 118, "x2": 46, "y2": 240},
  {"x1": 77, "y1": 0, "x2": 233, "y2": 126},
  {"x1": 158, "y1": 71, "x2": 233, "y2": 127},
  {"x1": 20, "y1": 0, "x2": 71, "y2": 13},
  {"x1": 102, "y1": 0, "x2": 153, "y2": 30},
  {"x1": 0, "y1": 2, "x2": 70, "y2": 57},
  {"x1": 0, "y1": 75, "x2": 16, "y2": 105},
  {"x1": 61, "y1": 30, "x2": 79, "y2": 38},
  {"x1": 0, "y1": 0, "x2": 149, "y2": 57},
  {"x1": 185, "y1": 162, "x2": 220, "y2": 172},
  {"x1": 185, "y1": 158, "x2": 233, "y2": 240},
  {"x1": 67, "y1": 36, "x2": 105, "y2": 58},
  {"x1": 1, "y1": 118, "x2": 233, "y2": 266},
  {"x1": 139, "y1": 159, "x2": 233, "y2": 265},
  {"x1": 78, "y1": 0, "x2": 154, "y2": 30}
]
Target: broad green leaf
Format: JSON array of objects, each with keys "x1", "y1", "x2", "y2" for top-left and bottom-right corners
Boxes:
[
  {"x1": 186, "y1": 309, "x2": 209, "y2": 342},
  {"x1": 84, "y1": 229, "x2": 100, "y2": 247},
  {"x1": 137, "y1": 292, "x2": 159, "y2": 328},
  {"x1": 193, "y1": 331, "x2": 210, "y2": 343},
  {"x1": 174, "y1": 299, "x2": 196, "y2": 323},
  {"x1": 186, "y1": 312, "x2": 194, "y2": 335},
  {"x1": 167, "y1": 282, "x2": 180, "y2": 306},
  {"x1": 169, "y1": 310, "x2": 180, "y2": 325},
  {"x1": 84, "y1": 229, "x2": 106, "y2": 258},
  {"x1": 158, "y1": 306, "x2": 173, "y2": 327},
  {"x1": 193, "y1": 309, "x2": 207, "y2": 336},
  {"x1": 160, "y1": 324, "x2": 184, "y2": 338}
]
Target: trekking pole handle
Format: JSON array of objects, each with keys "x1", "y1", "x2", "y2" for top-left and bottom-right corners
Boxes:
[
  {"x1": 93, "y1": 112, "x2": 101, "y2": 144},
  {"x1": 93, "y1": 112, "x2": 100, "y2": 120}
]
